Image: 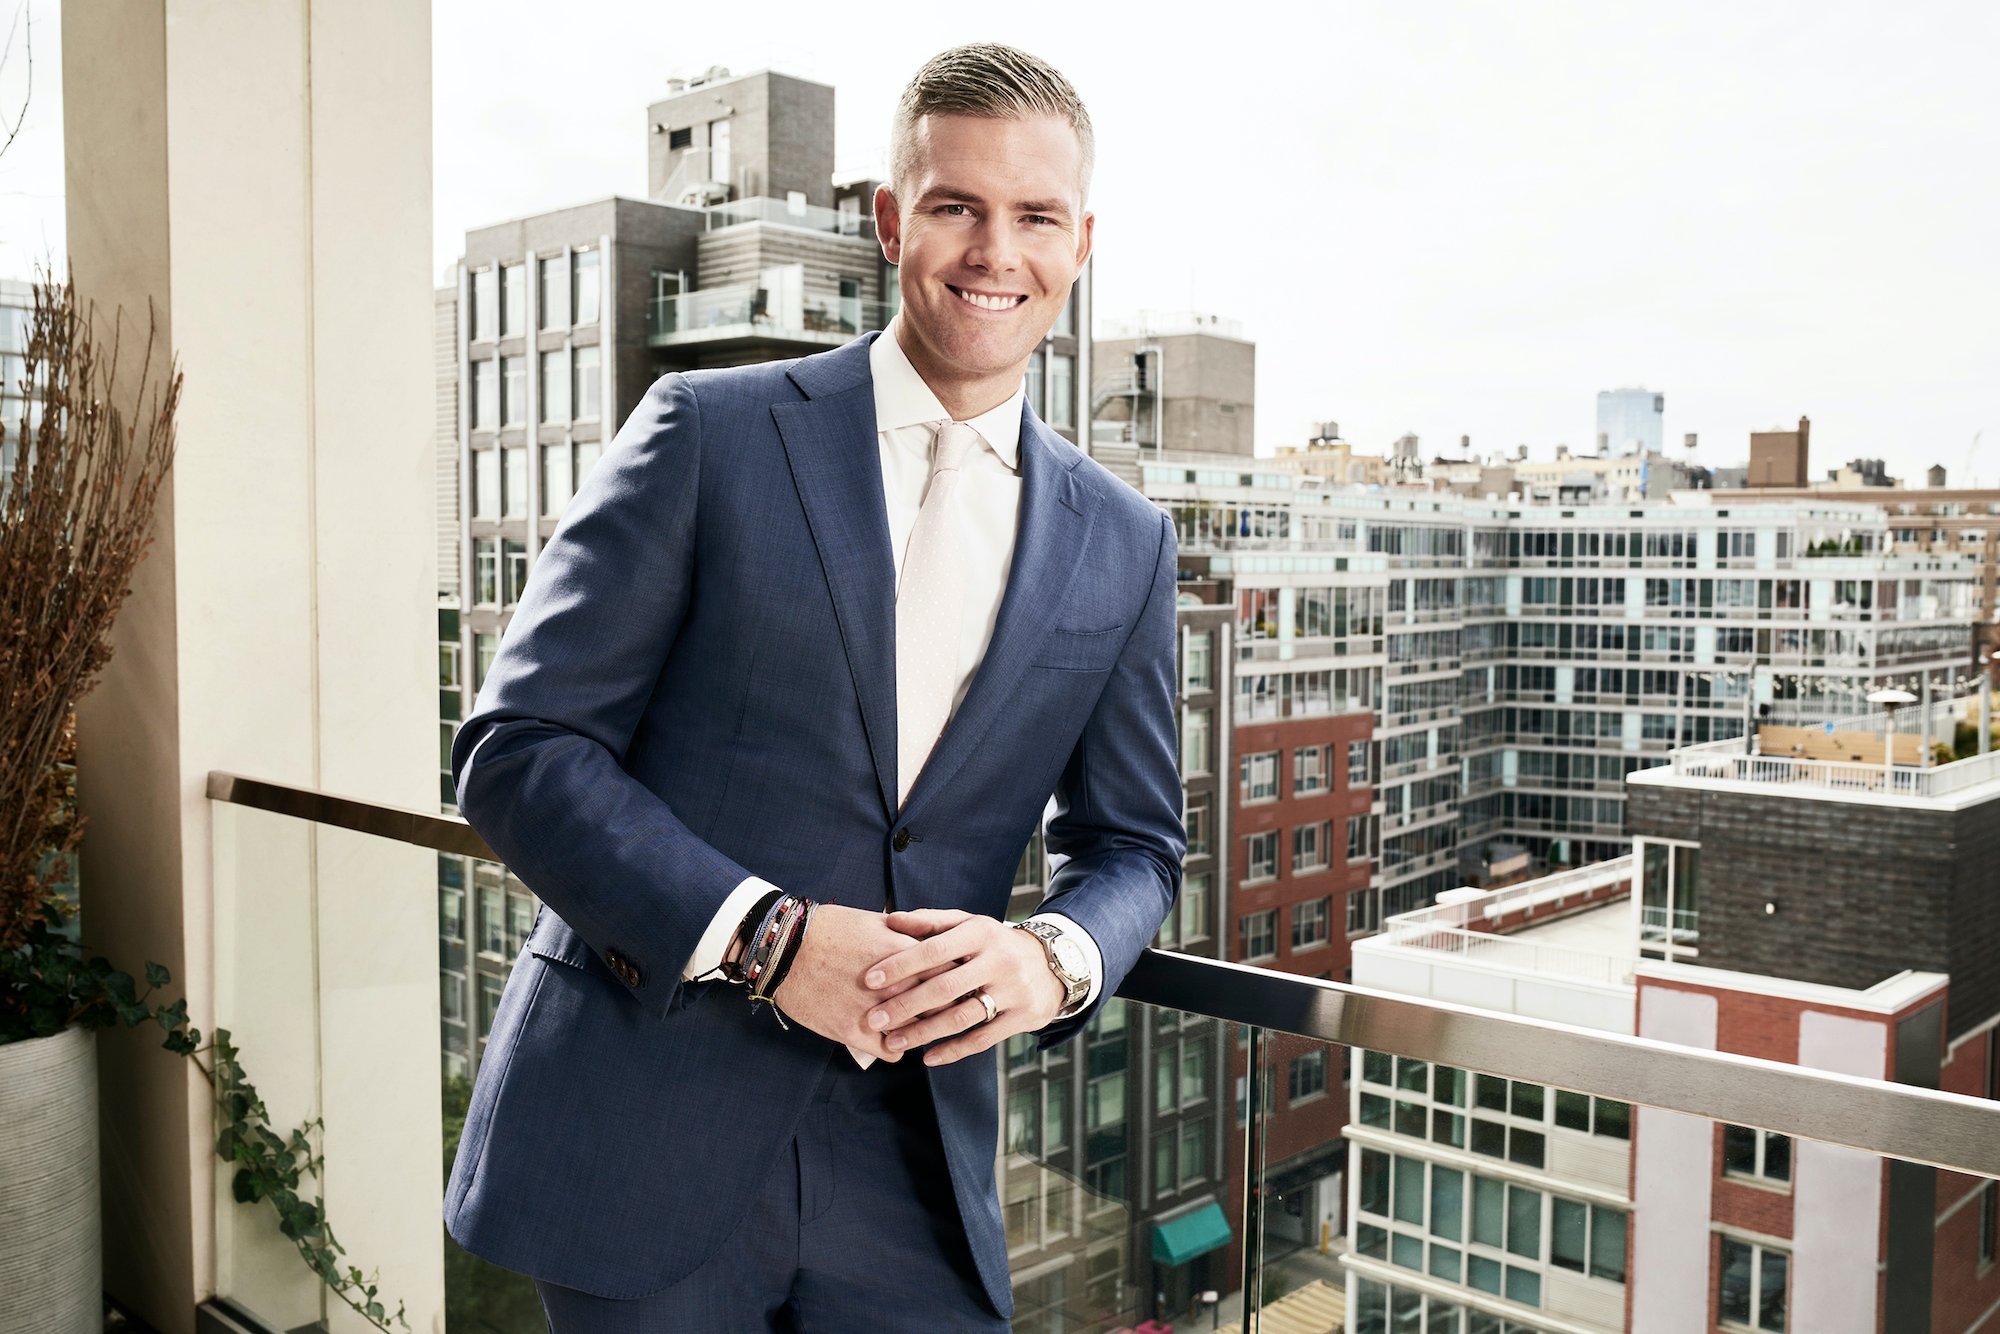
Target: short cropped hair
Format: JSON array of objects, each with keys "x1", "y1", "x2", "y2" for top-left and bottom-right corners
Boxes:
[{"x1": 889, "y1": 43, "x2": 1094, "y2": 206}]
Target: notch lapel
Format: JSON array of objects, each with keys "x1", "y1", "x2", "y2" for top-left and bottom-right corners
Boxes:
[
  {"x1": 899, "y1": 410, "x2": 1101, "y2": 822},
  {"x1": 772, "y1": 342, "x2": 900, "y2": 822}
]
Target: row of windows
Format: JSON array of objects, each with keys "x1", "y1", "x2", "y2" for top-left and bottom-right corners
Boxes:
[
  {"x1": 469, "y1": 249, "x2": 600, "y2": 342},
  {"x1": 1239, "y1": 739, "x2": 1369, "y2": 803},
  {"x1": 468, "y1": 344, "x2": 602, "y2": 430},
  {"x1": 1236, "y1": 892, "x2": 1348, "y2": 961},
  {"x1": 469, "y1": 440, "x2": 604, "y2": 521},
  {"x1": 1240, "y1": 816, "x2": 1374, "y2": 887}
]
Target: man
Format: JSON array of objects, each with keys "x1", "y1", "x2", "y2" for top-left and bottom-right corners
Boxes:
[{"x1": 444, "y1": 43, "x2": 1183, "y2": 1331}]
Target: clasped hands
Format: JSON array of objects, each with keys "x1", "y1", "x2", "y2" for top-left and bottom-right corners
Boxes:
[{"x1": 763, "y1": 904, "x2": 1066, "y2": 1065}]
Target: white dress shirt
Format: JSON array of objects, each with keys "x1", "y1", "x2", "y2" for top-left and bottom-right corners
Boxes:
[{"x1": 680, "y1": 320, "x2": 1104, "y2": 1060}]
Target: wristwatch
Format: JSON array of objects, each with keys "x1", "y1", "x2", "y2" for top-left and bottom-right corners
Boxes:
[{"x1": 1014, "y1": 920, "x2": 1091, "y2": 1018}]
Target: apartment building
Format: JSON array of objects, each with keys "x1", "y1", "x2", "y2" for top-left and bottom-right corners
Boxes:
[
  {"x1": 1343, "y1": 706, "x2": 2000, "y2": 1332},
  {"x1": 1713, "y1": 483, "x2": 2000, "y2": 681}
]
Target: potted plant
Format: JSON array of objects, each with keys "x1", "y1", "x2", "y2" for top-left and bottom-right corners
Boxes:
[{"x1": 0, "y1": 276, "x2": 407, "y2": 1333}]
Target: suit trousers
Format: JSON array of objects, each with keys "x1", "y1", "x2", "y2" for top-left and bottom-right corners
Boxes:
[{"x1": 533, "y1": 1046, "x2": 1012, "y2": 1332}]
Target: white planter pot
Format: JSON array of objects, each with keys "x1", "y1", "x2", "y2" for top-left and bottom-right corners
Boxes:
[{"x1": 0, "y1": 1022, "x2": 101, "y2": 1334}]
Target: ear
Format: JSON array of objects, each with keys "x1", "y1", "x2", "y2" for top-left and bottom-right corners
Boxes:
[
  {"x1": 1073, "y1": 209, "x2": 1095, "y2": 274},
  {"x1": 874, "y1": 184, "x2": 903, "y2": 266}
]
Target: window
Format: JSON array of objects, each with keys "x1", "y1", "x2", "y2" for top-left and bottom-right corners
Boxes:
[
  {"x1": 503, "y1": 539, "x2": 529, "y2": 605},
  {"x1": 472, "y1": 537, "x2": 498, "y2": 605},
  {"x1": 1184, "y1": 631, "x2": 1212, "y2": 691},
  {"x1": 1244, "y1": 832, "x2": 1277, "y2": 883},
  {"x1": 1348, "y1": 739, "x2": 1371, "y2": 786},
  {"x1": 471, "y1": 267, "x2": 497, "y2": 341},
  {"x1": 576, "y1": 440, "x2": 602, "y2": 489},
  {"x1": 1722, "y1": 1125, "x2": 1792, "y2": 1185},
  {"x1": 440, "y1": 970, "x2": 464, "y2": 1025},
  {"x1": 499, "y1": 263, "x2": 525, "y2": 338},
  {"x1": 501, "y1": 446, "x2": 528, "y2": 518},
  {"x1": 539, "y1": 349, "x2": 568, "y2": 423},
  {"x1": 1179, "y1": 1116, "x2": 1208, "y2": 1184},
  {"x1": 438, "y1": 642, "x2": 461, "y2": 691},
  {"x1": 1347, "y1": 887, "x2": 1379, "y2": 936},
  {"x1": 471, "y1": 447, "x2": 499, "y2": 518},
  {"x1": 1346, "y1": 814, "x2": 1374, "y2": 862},
  {"x1": 708, "y1": 118, "x2": 732, "y2": 185},
  {"x1": 506, "y1": 892, "x2": 534, "y2": 955},
  {"x1": 572, "y1": 344, "x2": 601, "y2": 420},
  {"x1": 1294, "y1": 744, "x2": 1328, "y2": 794},
  {"x1": 1291, "y1": 896, "x2": 1330, "y2": 950},
  {"x1": 1978, "y1": 1180, "x2": 1997, "y2": 1268},
  {"x1": 500, "y1": 356, "x2": 526, "y2": 426},
  {"x1": 478, "y1": 884, "x2": 505, "y2": 955},
  {"x1": 1552, "y1": 1197, "x2": 1627, "y2": 1283},
  {"x1": 538, "y1": 254, "x2": 568, "y2": 329},
  {"x1": 1049, "y1": 353, "x2": 1075, "y2": 429},
  {"x1": 1288, "y1": 1050, "x2": 1326, "y2": 1103},
  {"x1": 1718, "y1": 1237, "x2": 1788, "y2": 1332},
  {"x1": 1293, "y1": 823, "x2": 1329, "y2": 875},
  {"x1": 474, "y1": 633, "x2": 497, "y2": 692},
  {"x1": 1185, "y1": 799, "x2": 1210, "y2": 858},
  {"x1": 470, "y1": 358, "x2": 496, "y2": 431},
  {"x1": 1181, "y1": 708, "x2": 1210, "y2": 775},
  {"x1": 1178, "y1": 873, "x2": 1211, "y2": 943},
  {"x1": 1180, "y1": 1045, "x2": 1209, "y2": 1108},
  {"x1": 1239, "y1": 909, "x2": 1276, "y2": 961},
  {"x1": 1025, "y1": 354, "x2": 1044, "y2": 418},
  {"x1": 438, "y1": 884, "x2": 465, "y2": 942},
  {"x1": 541, "y1": 444, "x2": 573, "y2": 517},
  {"x1": 1006, "y1": 1086, "x2": 1040, "y2": 1155},
  {"x1": 478, "y1": 974, "x2": 503, "y2": 1039},
  {"x1": 571, "y1": 248, "x2": 600, "y2": 324},
  {"x1": 1241, "y1": 751, "x2": 1278, "y2": 802},
  {"x1": 1553, "y1": 1089, "x2": 1632, "y2": 1140}
]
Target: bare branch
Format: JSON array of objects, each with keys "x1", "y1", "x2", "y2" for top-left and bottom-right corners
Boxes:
[{"x1": 0, "y1": 2, "x2": 31, "y2": 163}]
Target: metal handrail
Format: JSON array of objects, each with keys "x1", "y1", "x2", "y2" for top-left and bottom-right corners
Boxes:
[{"x1": 206, "y1": 770, "x2": 2000, "y2": 1181}]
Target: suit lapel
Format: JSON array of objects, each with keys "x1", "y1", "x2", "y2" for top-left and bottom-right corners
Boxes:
[
  {"x1": 899, "y1": 407, "x2": 1100, "y2": 822},
  {"x1": 773, "y1": 338, "x2": 901, "y2": 821},
  {"x1": 773, "y1": 337, "x2": 1105, "y2": 825}
]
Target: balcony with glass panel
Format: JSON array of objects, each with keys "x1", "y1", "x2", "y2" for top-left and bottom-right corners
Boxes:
[{"x1": 646, "y1": 283, "x2": 893, "y2": 353}]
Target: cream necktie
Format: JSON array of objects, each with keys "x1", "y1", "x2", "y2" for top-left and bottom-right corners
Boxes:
[{"x1": 895, "y1": 419, "x2": 979, "y2": 809}]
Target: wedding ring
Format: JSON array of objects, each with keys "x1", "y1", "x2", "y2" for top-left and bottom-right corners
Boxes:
[{"x1": 975, "y1": 990, "x2": 999, "y2": 1025}]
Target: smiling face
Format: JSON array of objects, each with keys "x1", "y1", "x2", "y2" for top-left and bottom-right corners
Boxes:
[{"x1": 875, "y1": 112, "x2": 1094, "y2": 420}]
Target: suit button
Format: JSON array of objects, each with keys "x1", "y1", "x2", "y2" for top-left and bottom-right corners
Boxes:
[{"x1": 893, "y1": 828, "x2": 911, "y2": 852}]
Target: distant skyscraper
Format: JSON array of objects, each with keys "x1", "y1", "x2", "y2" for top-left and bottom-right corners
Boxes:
[{"x1": 1596, "y1": 387, "x2": 1664, "y2": 457}]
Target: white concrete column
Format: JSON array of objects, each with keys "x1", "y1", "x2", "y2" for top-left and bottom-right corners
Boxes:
[{"x1": 64, "y1": 4, "x2": 438, "y2": 1332}]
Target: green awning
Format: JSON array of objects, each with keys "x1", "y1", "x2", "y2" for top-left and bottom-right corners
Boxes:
[{"x1": 1151, "y1": 1201, "x2": 1232, "y2": 1266}]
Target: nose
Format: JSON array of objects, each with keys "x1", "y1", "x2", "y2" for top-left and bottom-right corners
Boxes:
[{"x1": 963, "y1": 214, "x2": 1021, "y2": 277}]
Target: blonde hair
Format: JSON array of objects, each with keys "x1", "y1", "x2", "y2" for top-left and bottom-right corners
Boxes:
[{"x1": 890, "y1": 43, "x2": 1094, "y2": 204}]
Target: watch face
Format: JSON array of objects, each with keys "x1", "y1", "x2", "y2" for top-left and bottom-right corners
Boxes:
[{"x1": 1051, "y1": 936, "x2": 1088, "y2": 978}]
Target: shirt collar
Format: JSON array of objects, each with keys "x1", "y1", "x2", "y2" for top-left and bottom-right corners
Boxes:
[{"x1": 870, "y1": 317, "x2": 1024, "y2": 471}]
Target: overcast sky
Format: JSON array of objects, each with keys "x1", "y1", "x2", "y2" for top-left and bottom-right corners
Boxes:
[{"x1": 6, "y1": 2, "x2": 1996, "y2": 483}]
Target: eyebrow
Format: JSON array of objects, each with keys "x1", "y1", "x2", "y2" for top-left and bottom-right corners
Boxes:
[{"x1": 917, "y1": 186, "x2": 1073, "y2": 220}]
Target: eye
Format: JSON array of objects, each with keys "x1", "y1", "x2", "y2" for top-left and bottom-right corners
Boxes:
[
  {"x1": 1024, "y1": 215, "x2": 1056, "y2": 227},
  {"x1": 938, "y1": 203, "x2": 971, "y2": 217}
]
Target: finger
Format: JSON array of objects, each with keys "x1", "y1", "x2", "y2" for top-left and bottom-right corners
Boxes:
[
  {"x1": 882, "y1": 908, "x2": 972, "y2": 938},
  {"x1": 868, "y1": 958, "x2": 995, "y2": 1033},
  {"x1": 880, "y1": 992, "x2": 998, "y2": 1054},
  {"x1": 921, "y1": 1015, "x2": 1017, "y2": 1066},
  {"x1": 864, "y1": 920, "x2": 985, "y2": 989},
  {"x1": 876, "y1": 959, "x2": 956, "y2": 1000}
]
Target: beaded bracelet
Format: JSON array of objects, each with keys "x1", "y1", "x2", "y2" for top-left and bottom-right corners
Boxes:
[
  {"x1": 747, "y1": 896, "x2": 815, "y2": 1028},
  {"x1": 722, "y1": 889, "x2": 784, "y2": 983}
]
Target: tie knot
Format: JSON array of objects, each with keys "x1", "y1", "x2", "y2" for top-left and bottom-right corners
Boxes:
[{"x1": 931, "y1": 420, "x2": 979, "y2": 475}]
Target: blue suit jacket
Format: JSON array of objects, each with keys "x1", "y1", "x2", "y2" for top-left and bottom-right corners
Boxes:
[{"x1": 442, "y1": 332, "x2": 1185, "y2": 1314}]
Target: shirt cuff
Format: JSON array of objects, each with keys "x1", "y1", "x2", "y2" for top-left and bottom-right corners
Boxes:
[
  {"x1": 1026, "y1": 911, "x2": 1103, "y2": 1018},
  {"x1": 688, "y1": 875, "x2": 878, "y2": 1068},
  {"x1": 682, "y1": 875, "x2": 781, "y2": 982}
]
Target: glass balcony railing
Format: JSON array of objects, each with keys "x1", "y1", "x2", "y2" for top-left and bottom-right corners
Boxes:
[
  {"x1": 196, "y1": 774, "x2": 2000, "y2": 1334},
  {"x1": 646, "y1": 286, "x2": 892, "y2": 349},
  {"x1": 703, "y1": 195, "x2": 873, "y2": 239}
]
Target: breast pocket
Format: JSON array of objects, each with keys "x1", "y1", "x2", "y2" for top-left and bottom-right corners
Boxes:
[{"x1": 1030, "y1": 624, "x2": 1127, "y2": 672}]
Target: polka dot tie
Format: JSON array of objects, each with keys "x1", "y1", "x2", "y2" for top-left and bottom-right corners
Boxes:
[{"x1": 895, "y1": 419, "x2": 979, "y2": 809}]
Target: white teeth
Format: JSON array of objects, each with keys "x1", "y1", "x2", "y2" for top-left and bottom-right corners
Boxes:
[{"x1": 954, "y1": 287, "x2": 1019, "y2": 311}]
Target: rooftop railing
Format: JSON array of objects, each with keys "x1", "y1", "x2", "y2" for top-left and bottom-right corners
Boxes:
[
  {"x1": 702, "y1": 195, "x2": 872, "y2": 238},
  {"x1": 198, "y1": 774, "x2": 2000, "y2": 1334},
  {"x1": 646, "y1": 286, "x2": 892, "y2": 348}
]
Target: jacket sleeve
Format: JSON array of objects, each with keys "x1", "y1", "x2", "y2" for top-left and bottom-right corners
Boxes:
[
  {"x1": 451, "y1": 372, "x2": 751, "y2": 1022},
  {"x1": 1030, "y1": 507, "x2": 1186, "y2": 1050}
]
